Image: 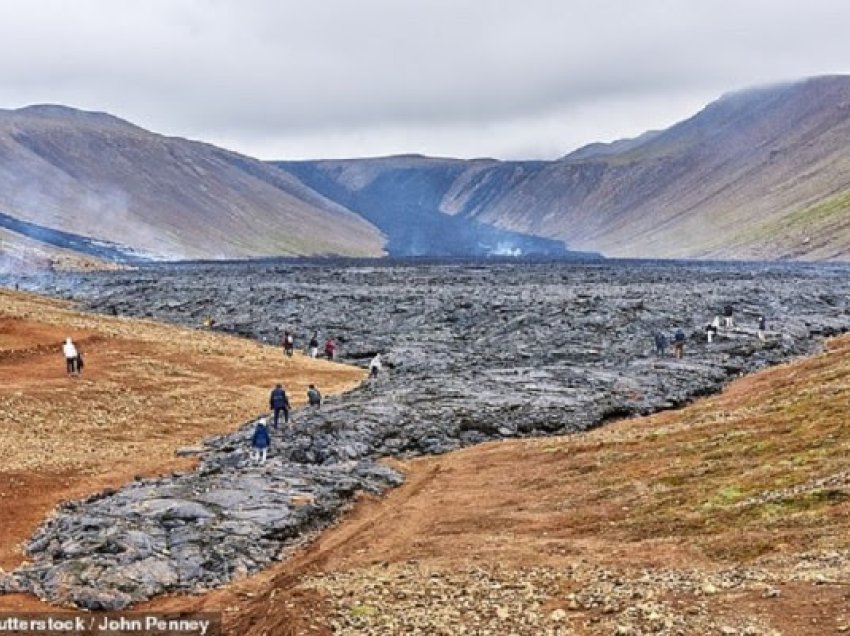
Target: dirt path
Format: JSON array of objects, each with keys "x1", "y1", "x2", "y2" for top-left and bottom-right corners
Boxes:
[
  {"x1": 4, "y1": 289, "x2": 850, "y2": 635},
  {"x1": 0, "y1": 290, "x2": 364, "y2": 589}
]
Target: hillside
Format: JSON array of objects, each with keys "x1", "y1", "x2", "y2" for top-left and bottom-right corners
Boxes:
[
  {"x1": 151, "y1": 330, "x2": 850, "y2": 636},
  {"x1": 2, "y1": 285, "x2": 850, "y2": 633},
  {"x1": 460, "y1": 75, "x2": 850, "y2": 260},
  {"x1": 274, "y1": 76, "x2": 850, "y2": 260},
  {"x1": 0, "y1": 289, "x2": 365, "y2": 573},
  {"x1": 0, "y1": 106, "x2": 385, "y2": 260}
]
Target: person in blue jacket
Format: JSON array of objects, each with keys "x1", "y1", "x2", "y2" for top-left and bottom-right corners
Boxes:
[
  {"x1": 269, "y1": 383, "x2": 291, "y2": 428},
  {"x1": 251, "y1": 418, "x2": 270, "y2": 464}
]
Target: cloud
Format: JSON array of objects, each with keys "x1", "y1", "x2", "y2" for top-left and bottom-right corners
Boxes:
[{"x1": 0, "y1": 0, "x2": 849, "y2": 159}]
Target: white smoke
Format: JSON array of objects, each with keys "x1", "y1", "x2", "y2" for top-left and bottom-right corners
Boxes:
[{"x1": 490, "y1": 242, "x2": 523, "y2": 257}]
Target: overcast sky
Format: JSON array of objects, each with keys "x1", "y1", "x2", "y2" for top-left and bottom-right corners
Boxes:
[{"x1": 1, "y1": 0, "x2": 849, "y2": 160}]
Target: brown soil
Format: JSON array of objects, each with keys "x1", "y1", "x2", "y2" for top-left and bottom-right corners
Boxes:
[
  {"x1": 0, "y1": 289, "x2": 363, "y2": 579},
  {"x1": 3, "y1": 289, "x2": 850, "y2": 635}
]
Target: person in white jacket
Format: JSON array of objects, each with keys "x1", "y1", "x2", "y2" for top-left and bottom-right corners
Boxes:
[
  {"x1": 63, "y1": 337, "x2": 79, "y2": 376},
  {"x1": 369, "y1": 353, "x2": 382, "y2": 379}
]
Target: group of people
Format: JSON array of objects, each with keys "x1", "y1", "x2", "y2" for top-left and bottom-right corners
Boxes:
[
  {"x1": 653, "y1": 306, "x2": 769, "y2": 359},
  {"x1": 250, "y1": 381, "x2": 323, "y2": 464},
  {"x1": 284, "y1": 329, "x2": 337, "y2": 360},
  {"x1": 250, "y1": 350, "x2": 385, "y2": 463}
]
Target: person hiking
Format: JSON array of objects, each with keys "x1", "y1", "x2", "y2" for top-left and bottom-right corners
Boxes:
[
  {"x1": 723, "y1": 304, "x2": 734, "y2": 328},
  {"x1": 269, "y1": 383, "x2": 291, "y2": 428},
  {"x1": 324, "y1": 337, "x2": 337, "y2": 360},
  {"x1": 282, "y1": 330, "x2": 295, "y2": 357},
  {"x1": 673, "y1": 330, "x2": 686, "y2": 359},
  {"x1": 63, "y1": 337, "x2": 79, "y2": 376},
  {"x1": 705, "y1": 323, "x2": 718, "y2": 343},
  {"x1": 250, "y1": 418, "x2": 271, "y2": 465},
  {"x1": 369, "y1": 353, "x2": 382, "y2": 379},
  {"x1": 758, "y1": 315, "x2": 767, "y2": 341},
  {"x1": 307, "y1": 384, "x2": 322, "y2": 408},
  {"x1": 308, "y1": 331, "x2": 319, "y2": 359},
  {"x1": 653, "y1": 331, "x2": 668, "y2": 357}
]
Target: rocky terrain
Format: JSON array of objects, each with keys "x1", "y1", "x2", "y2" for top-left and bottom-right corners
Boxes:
[{"x1": 5, "y1": 259, "x2": 850, "y2": 610}]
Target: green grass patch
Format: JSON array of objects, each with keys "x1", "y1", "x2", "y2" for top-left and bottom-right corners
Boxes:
[{"x1": 349, "y1": 604, "x2": 378, "y2": 618}]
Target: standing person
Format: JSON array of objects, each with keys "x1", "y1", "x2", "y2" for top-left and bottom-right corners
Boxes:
[
  {"x1": 324, "y1": 337, "x2": 337, "y2": 361},
  {"x1": 269, "y1": 383, "x2": 291, "y2": 429},
  {"x1": 653, "y1": 331, "x2": 668, "y2": 357},
  {"x1": 369, "y1": 353, "x2": 382, "y2": 379},
  {"x1": 282, "y1": 330, "x2": 295, "y2": 357},
  {"x1": 250, "y1": 418, "x2": 270, "y2": 465},
  {"x1": 307, "y1": 384, "x2": 322, "y2": 408},
  {"x1": 63, "y1": 337, "x2": 79, "y2": 376},
  {"x1": 673, "y1": 330, "x2": 686, "y2": 359},
  {"x1": 705, "y1": 324, "x2": 717, "y2": 343},
  {"x1": 758, "y1": 315, "x2": 767, "y2": 341},
  {"x1": 308, "y1": 331, "x2": 319, "y2": 359},
  {"x1": 723, "y1": 305, "x2": 734, "y2": 328}
]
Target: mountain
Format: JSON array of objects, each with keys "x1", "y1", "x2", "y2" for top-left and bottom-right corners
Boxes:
[
  {"x1": 0, "y1": 105, "x2": 386, "y2": 261},
  {"x1": 275, "y1": 155, "x2": 572, "y2": 257},
  {"x1": 5, "y1": 75, "x2": 850, "y2": 266},
  {"x1": 272, "y1": 76, "x2": 850, "y2": 261}
]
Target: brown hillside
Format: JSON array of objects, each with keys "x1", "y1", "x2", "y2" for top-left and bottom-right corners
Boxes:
[
  {"x1": 154, "y1": 332, "x2": 850, "y2": 635},
  {"x1": 0, "y1": 289, "x2": 365, "y2": 575},
  {"x1": 3, "y1": 291, "x2": 850, "y2": 634},
  {"x1": 458, "y1": 76, "x2": 850, "y2": 260},
  {"x1": 0, "y1": 106, "x2": 385, "y2": 260}
]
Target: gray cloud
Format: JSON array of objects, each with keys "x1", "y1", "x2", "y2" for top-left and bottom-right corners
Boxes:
[{"x1": 1, "y1": 0, "x2": 849, "y2": 159}]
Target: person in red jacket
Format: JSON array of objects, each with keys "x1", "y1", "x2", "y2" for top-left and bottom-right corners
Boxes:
[{"x1": 324, "y1": 338, "x2": 337, "y2": 360}]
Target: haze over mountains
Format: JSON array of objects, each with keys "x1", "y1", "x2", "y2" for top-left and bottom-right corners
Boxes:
[{"x1": 2, "y1": 75, "x2": 850, "y2": 267}]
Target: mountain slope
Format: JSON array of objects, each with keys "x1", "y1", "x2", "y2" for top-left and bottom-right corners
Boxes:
[
  {"x1": 0, "y1": 106, "x2": 386, "y2": 260},
  {"x1": 448, "y1": 76, "x2": 850, "y2": 260},
  {"x1": 274, "y1": 76, "x2": 850, "y2": 261}
]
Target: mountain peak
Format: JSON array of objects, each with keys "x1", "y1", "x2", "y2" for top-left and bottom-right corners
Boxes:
[{"x1": 1, "y1": 104, "x2": 141, "y2": 131}]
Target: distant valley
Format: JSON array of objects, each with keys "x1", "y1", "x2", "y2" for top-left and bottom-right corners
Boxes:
[
  {"x1": 274, "y1": 76, "x2": 850, "y2": 261},
  {"x1": 3, "y1": 75, "x2": 850, "y2": 269}
]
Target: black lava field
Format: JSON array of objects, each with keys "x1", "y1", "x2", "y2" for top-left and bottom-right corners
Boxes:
[{"x1": 4, "y1": 259, "x2": 850, "y2": 609}]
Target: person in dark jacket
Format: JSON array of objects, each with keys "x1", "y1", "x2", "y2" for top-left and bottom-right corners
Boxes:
[
  {"x1": 251, "y1": 418, "x2": 270, "y2": 464},
  {"x1": 308, "y1": 331, "x2": 319, "y2": 359},
  {"x1": 307, "y1": 384, "x2": 322, "y2": 408},
  {"x1": 653, "y1": 331, "x2": 668, "y2": 357},
  {"x1": 269, "y1": 383, "x2": 291, "y2": 428},
  {"x1": 758, "y1": 315, "x2": 767, "y2": 341},
  {"x1": 673, "y1": 329, "x2": 686, "y2": 359}
]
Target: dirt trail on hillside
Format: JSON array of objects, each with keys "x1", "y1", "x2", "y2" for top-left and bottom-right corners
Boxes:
[
  {"x1": 0, "y1": 290, "x2": 364, "y2": 587},
  {"x1": 4, "y1": 290, "x2": 850, "y2": 635},
  {"x1": 148, "y1": 335, "x2": 850, "y2": 636}
]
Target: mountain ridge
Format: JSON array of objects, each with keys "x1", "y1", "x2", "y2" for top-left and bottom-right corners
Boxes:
[
  {"x1": 3, "y1": 75, "x2": 850, "y2": 266},
  {"x1": 0, "y1": 105, "x2": 388, "y2": 262},
  {"x1": 272, "y1": 75, "x2": 850, "y2": 261}
]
